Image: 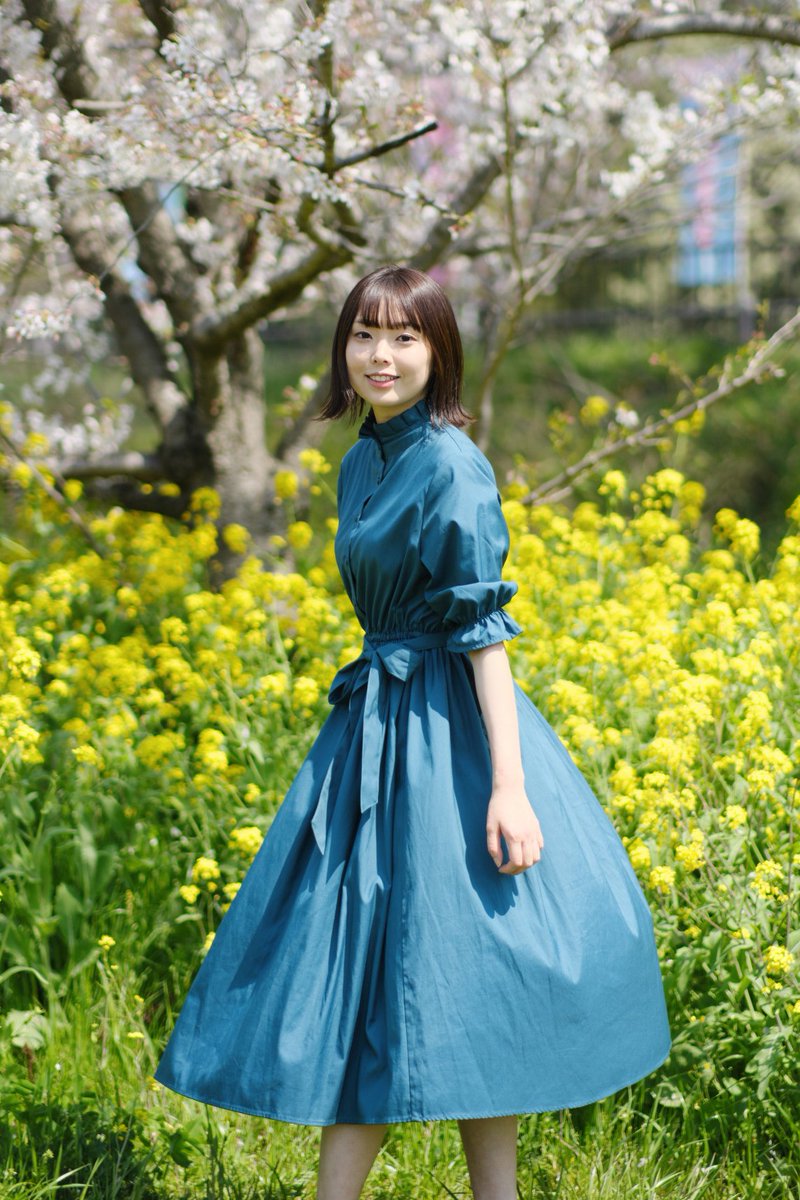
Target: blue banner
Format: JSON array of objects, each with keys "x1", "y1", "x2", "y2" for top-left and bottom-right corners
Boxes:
[{"x1": 676, "y1": 129, "x2": 740, "y2": 287}]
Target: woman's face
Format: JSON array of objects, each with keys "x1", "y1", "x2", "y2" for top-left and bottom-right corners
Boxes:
[{"x1": 345, "y1": 311, "x2": 433, "y2": 421}]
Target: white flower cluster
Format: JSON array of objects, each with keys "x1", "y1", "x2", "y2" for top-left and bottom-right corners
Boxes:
[
  {"x1": 0, "y1": 111, "x2": 58, "y2": 237},
  {"x1": 0, "y1": 0, "x2": 796, "y2": 410},
  {"x1": 6, "y1": 279, "x2": 105, "y2": 344},
  {"x1": 6, "y1": 305, "x2": 73, "y2": 343},
  {"x1": 10, "y1": 399, "x2": 135, "y2": 461}
]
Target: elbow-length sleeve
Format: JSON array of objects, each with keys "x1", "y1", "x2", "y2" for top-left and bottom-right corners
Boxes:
[{"x1": 419, "y1": 449, "x2": 523, "y2": 653}]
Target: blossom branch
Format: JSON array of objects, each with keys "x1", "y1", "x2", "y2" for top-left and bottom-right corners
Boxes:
[
  {"x1": 21, "y1": 0, "x2": 202, "y2": 334},
  {"x1": 523, "y1": 307, "x2": 800, "y2": 507}
]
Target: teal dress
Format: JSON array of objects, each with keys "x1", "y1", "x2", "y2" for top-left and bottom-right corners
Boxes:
[{"x1": 154, "y1": 394, "x2": 671, "y2": 1125}]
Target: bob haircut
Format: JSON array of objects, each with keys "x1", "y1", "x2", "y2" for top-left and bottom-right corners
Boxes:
[{"x1": 317, "y1": 265, "x2": 472, "y2": 429}]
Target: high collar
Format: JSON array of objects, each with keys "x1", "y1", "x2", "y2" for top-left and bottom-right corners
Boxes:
[{"x1": 357, "y1": 395, "x2": 439, "y2": 455}]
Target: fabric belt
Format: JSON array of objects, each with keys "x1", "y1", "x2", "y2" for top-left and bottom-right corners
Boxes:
[{"x1": 310, "y1": 629, "x2": 451, "y2": 855}]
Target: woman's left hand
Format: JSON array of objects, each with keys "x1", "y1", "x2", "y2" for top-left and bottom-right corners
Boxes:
[{"x1": 486, "y1": 783, "x2": 544, "y2": 874}]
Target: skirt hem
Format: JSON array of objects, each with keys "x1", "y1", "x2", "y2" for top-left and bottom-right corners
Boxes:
[{"x1": 153, "y1": 1037, "x2": 671, "y2": 1128}]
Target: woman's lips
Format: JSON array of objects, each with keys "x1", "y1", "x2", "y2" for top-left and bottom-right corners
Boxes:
[{"x1": 365, "y1": 374, "x2": 399, "y2": 389}]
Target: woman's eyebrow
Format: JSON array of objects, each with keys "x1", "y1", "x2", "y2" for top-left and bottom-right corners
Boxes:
[{"x1": 353, "y1": 317, "x2": 414, "y2": 330}]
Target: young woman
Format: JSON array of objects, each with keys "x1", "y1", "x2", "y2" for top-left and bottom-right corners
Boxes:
[{"x1": 155, "y1": 265, "x2": 671, "y2": 1199}]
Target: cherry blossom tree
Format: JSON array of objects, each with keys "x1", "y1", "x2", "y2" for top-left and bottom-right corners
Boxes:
[{"x1": 2, "y1": 0, "x2": 800, "y2": 563}]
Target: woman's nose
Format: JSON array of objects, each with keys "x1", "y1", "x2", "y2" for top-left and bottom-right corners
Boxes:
[{"x1": 371, "y1": 339, "x2": 391, "y2": 360}]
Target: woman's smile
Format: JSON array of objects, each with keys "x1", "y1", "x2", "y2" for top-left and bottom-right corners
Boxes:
[{"x1": 365, "y1": 373, "x2": 399, "y2": 387}]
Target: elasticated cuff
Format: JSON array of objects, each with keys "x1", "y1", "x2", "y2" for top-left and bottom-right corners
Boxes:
[{"x1": 446, "y1": 607, "x2": 523, "y2": 653}]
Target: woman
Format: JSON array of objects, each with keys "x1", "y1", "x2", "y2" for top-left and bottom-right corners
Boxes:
[{"x1": 154, "y1": 265, "x2": 671, "y2": 1200}]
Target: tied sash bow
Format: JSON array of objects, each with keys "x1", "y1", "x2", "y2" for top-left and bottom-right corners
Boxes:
[{"x1": 310, "y1": 630, "x2": 451, "y2": 855}]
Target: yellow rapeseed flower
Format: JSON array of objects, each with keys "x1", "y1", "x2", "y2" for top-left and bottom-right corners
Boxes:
[
  {"x1": 10, "y1": 462, "x2": 32, "y2": 488},
  {"x1": 675, "y1": 841, "x2": 705, "y2": 872},
  {"x1": 222, "y1": 524, "x2": 251, "y2": 554},
  {"x1": 292, "y1": 675, "x2": 320, "y2": 710},
  {"x1": 628, "y1": 841, "x2": 652, "y2": 871},
  {"x1": 137, "y1": 733, "x2": 185, "y2": 770},
  {"x1": 714, "y1": 508, "x2": 739, "y2": 535},
  {"x1": 179, "y1": 884, "x2": 201, "y2": 904},
  {"x1": 287, "y1": 520, "x2": 313, "y2": 550},
  {"x1": 722, "y1": 804, "x2": 747, "y2": 830},
  {"x1": 191, "y1": 856, "x2": 221, "y2": 884},
  {"x1": 649, "y1": 866, "x2": 676, "y2": 894},
  {"x1": 194, "y1": 728, "x2": 228, "y2": 773},
  {"x1": 750, "y1": 859, "x2": 784, "y2": 899},
  {"x1": 72, "y1": 744, "x2": 104, "y2": 769},
  {"x1": 274, "y1": 470, "x2": 299, "y2": 500},
  {"x1": 228, "y1": 826, "x2": 264, "y2": 858},
  {"x1": 598, "y1": 469, "x2": 626, "y2": 499},
  {"x1": 547, "y1": 679, "x2": 594, "y2": 718},
  {"x1": 730, "y1": 518, "x2": 760, "y2": 561},
  {"x1": 645, "y1": 468, "x2": 685, "y2": 498},
  {"x1": 764, "y1": 944, "x2": 794, "y2": 977},
  {"x1": 189, "y1": 487, "x2": 222, "y2": 518},
  {"x1": 256, "y1": 672, "x2": 287, "y2": 700},
  {"x1": 579, "y1": 395, "x2": 610, "y2": 426},
  {"x1": 298, "y1": 448, "x2": 331, "y2": 475}
]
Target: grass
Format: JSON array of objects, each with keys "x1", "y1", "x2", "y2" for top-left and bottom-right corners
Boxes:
[{"x1": 4, "y1": 1006, "x2": 796, "y2": 1200}]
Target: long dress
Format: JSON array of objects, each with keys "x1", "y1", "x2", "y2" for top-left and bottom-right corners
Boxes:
[{"x1": 154, "y1": 393, "x2": 672, "y2": 1126}]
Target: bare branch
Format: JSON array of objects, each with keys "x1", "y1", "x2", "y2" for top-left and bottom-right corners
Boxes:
[
  {"x1": 58, "y1": 199, "x2": 187, "y2": 433},
  {"x1": 0, "y1": 431, "x2": 106, "y2": 557},
  {"x1": 137, "y1": 0, "x2": 180, "y2": 45},
  {"x1": 19, "y1": 0, "x2": 100, "y2": 99},
  {"x1": 50, "y1": 451, "x2": 165, "y2": 482},
  {"x1": 327, "y1": 120, "x2": 439, "y2": 172},
  {"x1": 70, "y1": 99, "x2": 129, "y2": 112},
  {"x1": 608, "y1": 11, "x2": 800, "y2": 52},
  {"x1": 525, "y1": 308, "x2": 800, "y2": 507},
  {"x1": 193, "y1": 242, "x2": 353, "y2": 351},
  {"x1": 80, "y1": 478, "x2": 189, "y2": 517},
  {"x1": 111, "y1": 181, "x2": 201, "y2": 333},
  {"x1": 411, "y1": 154, "x2": 504, "y2": 270}
]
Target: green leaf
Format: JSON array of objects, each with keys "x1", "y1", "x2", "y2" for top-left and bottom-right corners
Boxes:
[{"x1": 6, "y1": 1008, "x2": 50, "y2": 1051}]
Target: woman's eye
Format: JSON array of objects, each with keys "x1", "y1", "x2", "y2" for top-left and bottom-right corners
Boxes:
[{"x1": 397, "y1": 334, "x2": 415, "y2": 343}]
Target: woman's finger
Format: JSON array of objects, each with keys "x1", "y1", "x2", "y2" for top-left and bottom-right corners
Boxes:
[{"x1": 486, "y1": 823, "x2": 503, "y2": 868}]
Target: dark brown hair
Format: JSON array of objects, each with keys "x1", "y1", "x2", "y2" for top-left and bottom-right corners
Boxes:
[{"x1": 316, "y1": 265, "x2": 473, "y2": 428}]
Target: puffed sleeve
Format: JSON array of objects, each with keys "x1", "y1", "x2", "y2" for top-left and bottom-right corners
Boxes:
[{"x1": 419, "y1": 448, "x2": 523, "y2": 653}]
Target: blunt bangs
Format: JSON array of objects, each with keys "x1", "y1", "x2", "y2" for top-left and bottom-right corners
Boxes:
[
  {"x1": 353, "y1": 277, "x2": 423, "y2": 333},
  {"x1": 317, "y1": 264, "x2": 472, "y2": 430}
]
